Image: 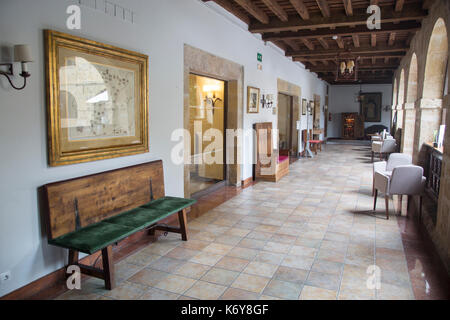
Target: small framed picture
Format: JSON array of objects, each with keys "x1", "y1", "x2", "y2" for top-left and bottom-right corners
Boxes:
[
  {"x1": 247, "y1": 86, "x2": 260, "y2": 113},
  {"x1": 309, "y1": 101, "x2": 314, "y2": 115}
]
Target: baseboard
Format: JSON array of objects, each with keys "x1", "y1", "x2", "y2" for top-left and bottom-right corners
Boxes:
[{"x1": 241, "y1": 177, "x2": 253, "y2": 187}]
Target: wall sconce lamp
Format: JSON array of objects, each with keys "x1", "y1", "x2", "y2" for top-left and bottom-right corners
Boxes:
[
  {"x1": 0, "y1": 45, "x2": 33, "y2": 90},
  {"x1": 203, "y1": 84, "x2": 222, "y2": 108},
  {"x1": 261, "y1": 94, "x2": 274, "y2": 109}
]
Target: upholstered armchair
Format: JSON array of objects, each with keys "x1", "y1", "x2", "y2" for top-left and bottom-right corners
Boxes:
[
  {"x1": 372, "y1": 153, "x2": 412, "y2": 196},
  {"x1": 373, "y1": 165, "x2": 426, "y2": 219},
  {"x1": 372, "y1": 138, "x2": 397, "y2": 161}
]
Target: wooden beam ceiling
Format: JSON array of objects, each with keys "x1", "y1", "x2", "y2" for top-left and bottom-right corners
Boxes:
[{"x1": 204, "y1": 0, "x2": 429, "y2": 84}]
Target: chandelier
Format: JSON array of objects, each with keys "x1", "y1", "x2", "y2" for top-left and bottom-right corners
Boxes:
[{"x1": 335, "y1": 37, "x2": 360, "y2": 82}]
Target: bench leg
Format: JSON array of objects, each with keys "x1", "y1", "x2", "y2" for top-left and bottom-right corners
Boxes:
[
  {"x1": 178, "y1": 209, "x2": 188, "y2": 241},
  {"x1": 102, "y1": 246, "x2": 115, "y2": 290},
  {"x1": 68, "y1": 249, "x2": 79, "y2": 265}
]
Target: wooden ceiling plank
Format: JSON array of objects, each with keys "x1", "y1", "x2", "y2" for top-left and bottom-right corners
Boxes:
[
  {"x1": 395, "y1": 0, "x2": 405, "y2": 12},
  {"x1": 315, "y1": 0, "x2": 331, "y2": 18},
  {"x1": 249, "y1": 5, "x2": 427, "y2": 33},
  {"x1": 287, "y1": 44, "x2": 408, "y2": 57},
  {"x1": 289, "y1": 0, "x2": 310, "y2": 20},
  {"x1": 294, "y1": 52, "x2": 405, "y2": 62},
  {"x1": 318, "y1": 37, "x2": 329, "y2": 49},
  {"x1": 352, "y1": 34, "x2": 360, "y2": 48},
  {"x1": 209, "y1": 0, "x2": 250, "y2": 25},
  {"x1": 261, "y1": 0, "x2": 288, "y2": 22},
  {"x1": 261, "y1": 22, "x2": 421, "y2": 41},
  {"x1": 388, "y1": 32, "x2": 396, "y2": 46},
  {"x1": 371, "y1": 33, "x2": 377, "y2": 47},
  {"x1": 234, "y1": 0, "x2": 269, "y2": 24},
  {"x1": 301, "y1": 38, "x2": 315, "y2": 50},
  {"x1": 343, "y1": 0, "x2": 353, "y2": 16},
  {"x1": 335, "y1": 36, "x2": 344, "y2": 49}
]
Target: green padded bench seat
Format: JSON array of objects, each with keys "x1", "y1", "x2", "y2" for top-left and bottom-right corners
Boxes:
[{"x1": 48, "y1": 196, "x2": 196, "y2": 254}]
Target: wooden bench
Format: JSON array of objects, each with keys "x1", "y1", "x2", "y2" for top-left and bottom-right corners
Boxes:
[{"x1": 42, "y1": 160, "x2": 196, "y2": 290}]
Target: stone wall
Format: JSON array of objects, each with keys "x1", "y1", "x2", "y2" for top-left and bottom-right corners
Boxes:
[{"x1": 392, "y1": 0, "x2": 450, "y2": 273}]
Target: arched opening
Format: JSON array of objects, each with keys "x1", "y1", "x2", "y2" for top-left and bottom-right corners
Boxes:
[
  {"x1": 392, "y1": 78, "x2": 398, "y2": 106},
  {"x1": 407, "y1": 54, "x2": 418, "y2": 103},
  {"x1": 402, "y1": 54, "x2": 418, "y2": 156},
  {"x1": 423, "y1": 18, "x2": 448, "y2": 100},
  {"x1": 392, "y1": 78, "x2": 398, "y2": 131}
]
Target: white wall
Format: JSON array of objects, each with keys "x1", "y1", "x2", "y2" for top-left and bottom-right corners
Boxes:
[
  {"x1": 327, "y1": 84, "x2": 393, "y2": 138},
  {"x1": 0, "y1": 0, "x2": 327, "y2": 296}
]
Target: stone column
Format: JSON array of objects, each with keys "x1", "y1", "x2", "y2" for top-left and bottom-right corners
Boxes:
[
  {"x1": 412, "y1": 98, "x2": 443, "y2": 166},
  {"x1": 435, "y1": 95, "x2": 450, "y2": 273},
  {"x1": 401, "y1": 102, "x2": 416, "y2": 156},
  {"x1": 396, "y1": 104, "x2": 404, "y2": 131}
]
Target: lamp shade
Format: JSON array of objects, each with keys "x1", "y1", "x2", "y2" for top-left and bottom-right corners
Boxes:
[{"x1": 14, "y1": 45, "x2": 33, "y2": 62}]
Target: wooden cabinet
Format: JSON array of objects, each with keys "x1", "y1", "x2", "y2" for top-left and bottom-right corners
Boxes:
[{"x1": 342, "y1": 113, "x2": 364, "y2": 139}]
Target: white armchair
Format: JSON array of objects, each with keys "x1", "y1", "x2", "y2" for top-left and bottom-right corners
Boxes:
[
  {"x1": 372, "y1": 153, "x2": 412, "y2": 195},
  {"x1": 373, "y1": 165, "x2": 426, "y2": 219},
  {"x1": 372, "y1": 138, "x2": 397, "y2": 161}
]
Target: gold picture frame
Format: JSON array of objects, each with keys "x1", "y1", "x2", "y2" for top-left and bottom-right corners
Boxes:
[
  {"x1": 247, "y1": 86, "x2": 260, "y2": 113},
  {"x1": 302, "y1": 99, "x2": 307, "y2": 115},
  {"x1": 45, "y1": 30, "x2": 149, "y2": 166}
]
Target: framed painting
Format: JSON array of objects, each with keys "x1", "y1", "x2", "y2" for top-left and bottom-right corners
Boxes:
[
  {"x1": 360, "y1": 92, "x2": 382, "y2": 122},
  {"x1": 309, "y1": 101, "x2": 314, "y2": 115},
  {"x1": 45, "y1": 30, "x2": 149, "y2": 166},
  {"x1": 247, "y1": 86, "x2": 260, "y2": 113},
  {"x1": 302, "y1": 99, "x2": 307, "y2": 115}
]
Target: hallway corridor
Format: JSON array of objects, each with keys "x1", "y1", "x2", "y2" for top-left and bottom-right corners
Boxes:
[{"x1": 55, "y1": 144, "x2": 450, "y2": 300}]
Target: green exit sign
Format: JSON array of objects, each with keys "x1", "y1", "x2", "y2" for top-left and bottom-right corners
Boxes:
[{"x1": 257, "y1": 53, "x2": 263, "y2": 62}]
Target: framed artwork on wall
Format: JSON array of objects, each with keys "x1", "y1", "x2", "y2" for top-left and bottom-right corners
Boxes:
[
  {"x1": 247, "y1": 86, "x2": 260, "y2": 113},
  {"x1": 302, "y1": 99, "x2": 307, "y2": 115},
  {"x1": 360, "y1": 92, "x2": 382, "y2": 122},
  {"x1": 45, "y1": 30, "x2": 149, "y2": 167},
  {"x1": 309, "y1": 101, "x2": 314, "y2": 115}
]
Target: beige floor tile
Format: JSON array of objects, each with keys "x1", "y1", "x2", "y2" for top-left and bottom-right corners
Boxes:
[
  {"x1": 103, "y1": 281, "x2": 147, "y2": 300},
  {"x1": 140, "y1": 287, "x2": 179, "y2": 300},
  {"x1": 184, "y1": 281, "x2": 227, "y2": 300},
  {"x1": 238, "y1": 238, "x2": 266, "y2": 250},
  {"x1": 288, "y1": 245, "x2": 318, "y2": 258},
  {"x1": 201, "y1": 267, "x2": 239, "y2": 286},
  {"x1": 203, "y1": 243, "x2": 234, "y2": 255},
  {"x1": 220, "y1": 288, "x2": 259, "y2": 300},
  {"x1": 165, "y1": 247, "x2": 201, "y2": 261},
  {"x1": 214, "y1": 235, "x2": 243, "y2": 246},
  {"x1": 153, "y1": 274, "x2": 197, "y2": 294},
  {"x1": 300, "y1": 285, "x2": 337, "y2": 300},
  {"x1": 124, "y1": 251, "x2": 160, "y2": 267},
  {"x1": 254, "y1": 251, "x2": 285, "y2": 265},
  {"x1": 263, "y1": 241, "x2": 291, "y2": 254},
  {"x1": 190, "y1": 251, "x2": 223, "y2": 266},
  {"x1": 306, "y1": 271, "x2": 341, "y2": 291},
  {"x1": 180, "y1": 239, "x2": 211, "y2": 251},
  {"x1": 215, "y1": 256, "x2": 250, "y2": 272},
  {"x1": 281, "y1": 255, "x2": 314, "y2": 270},
  {"x1": 128, "y1": 268, "x2": 169, "y2": 287},
  {"x1": 311, "y1": 259, "x2": 343, "y2": 275},
  {"x1": 228, "y1": 227, "x2": 251, "y2": 237},
  {"x1": 262, "y1": 279, "x2": 302, "y2": 300},
  {"x1": 243, "y1": 261, "x2": 278, "y2": 278},
  {"x1": 172, "y1": 262, "x2": 211, "y2": 279},
  {"x1": 227, "y1": 247, "x2": 259, "y2": 259},
  {"x1": 148, "y1": 256, "x2": 184, "y2": 273},
  {"x1": 273, "y1": 266, "x2": 308, "y2": 284},
  {"x1": 231, "y1": 274, "x2": 270, "y2": 294}
]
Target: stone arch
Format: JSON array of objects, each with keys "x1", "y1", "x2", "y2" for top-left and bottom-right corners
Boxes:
[
  {"x1": 401, "y1": 55, "x2": 418, "y2": 156},
  {"x1": 398, "y1": 69, "x2": 405, "y2": 105},
  {"x1": 423, "y1": 18, "x2": 448, "y2": 100}
]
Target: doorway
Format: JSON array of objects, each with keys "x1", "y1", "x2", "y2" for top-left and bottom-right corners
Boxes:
[
  {"x1": 278, "y1": 93, "x2": 298, "y2": 159},
  {"x1": 188, "y1": 74, "x2": 226, "y2": 196}
]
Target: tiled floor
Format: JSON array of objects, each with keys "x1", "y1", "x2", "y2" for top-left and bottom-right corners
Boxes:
[{"x1": 55, "y1": 144, "x2": 449, "y2": 300}]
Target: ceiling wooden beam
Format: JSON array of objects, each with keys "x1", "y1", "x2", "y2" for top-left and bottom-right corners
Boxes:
[
  {"x1": 315, "y1": 0, "x2": 330, "y2": 18},
  {"x1": 352, "y1": 34, "x2": 360, "y2": 47},
  {"x1": 317, "y1": 37, "x2": 329, "y2": 49},
  {"x1": 289, "y1": 0, "x2": 310, "y2": 20},
  {"x1": 261, "y1": 0, "x2": 288, "y2": 22},
  {"x1": 261, "y1": 21, "x2": 420, "y2": 41},
  {"x1": 308, "y1": 64, "x2": 398, "y2": 73},
  {"x1": 295, "y1": 52, "x2": 406, "y2": 62},
  {"x1": 234, "y1": 0, "x2": 269, "y2": 24},
  {"x1": 388, "y1": 32, "x2": 396, "y2": 46},
  {"x1": 335, "y1": 36, "x2": 344, "y2": 49},
  {"x1": 342, "y1": 0, "x2": 353, "y2": 16},
  {"x1": 287, "y1": 44, "x2": 408, "y2": 57},
  {"x1": 284, "y1": 39, "x2": 300, "y2": 51},
  {"x1": 203, "y1": 0, "x2": 250, "y2": 24},
  {"x1": 371, "y1": 34, "x2": 377, "y2": 47},
  {"x1": 249, "y1": 5, "x2": 427, "y2": 33},
  {"x1": 301, "y1": 38, "x2": 315, "y2": 50},
  {"x1": 395, "y1": 0, "x2": 405, "y2": 12}
]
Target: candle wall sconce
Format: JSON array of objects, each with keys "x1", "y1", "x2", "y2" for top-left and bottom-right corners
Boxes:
[
  {"x1": 0, "y1": 44, "x2": 33, "y2": 90},
  {"x1": 261, "y1": 94, "x2": 274, "y2": 109}
]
